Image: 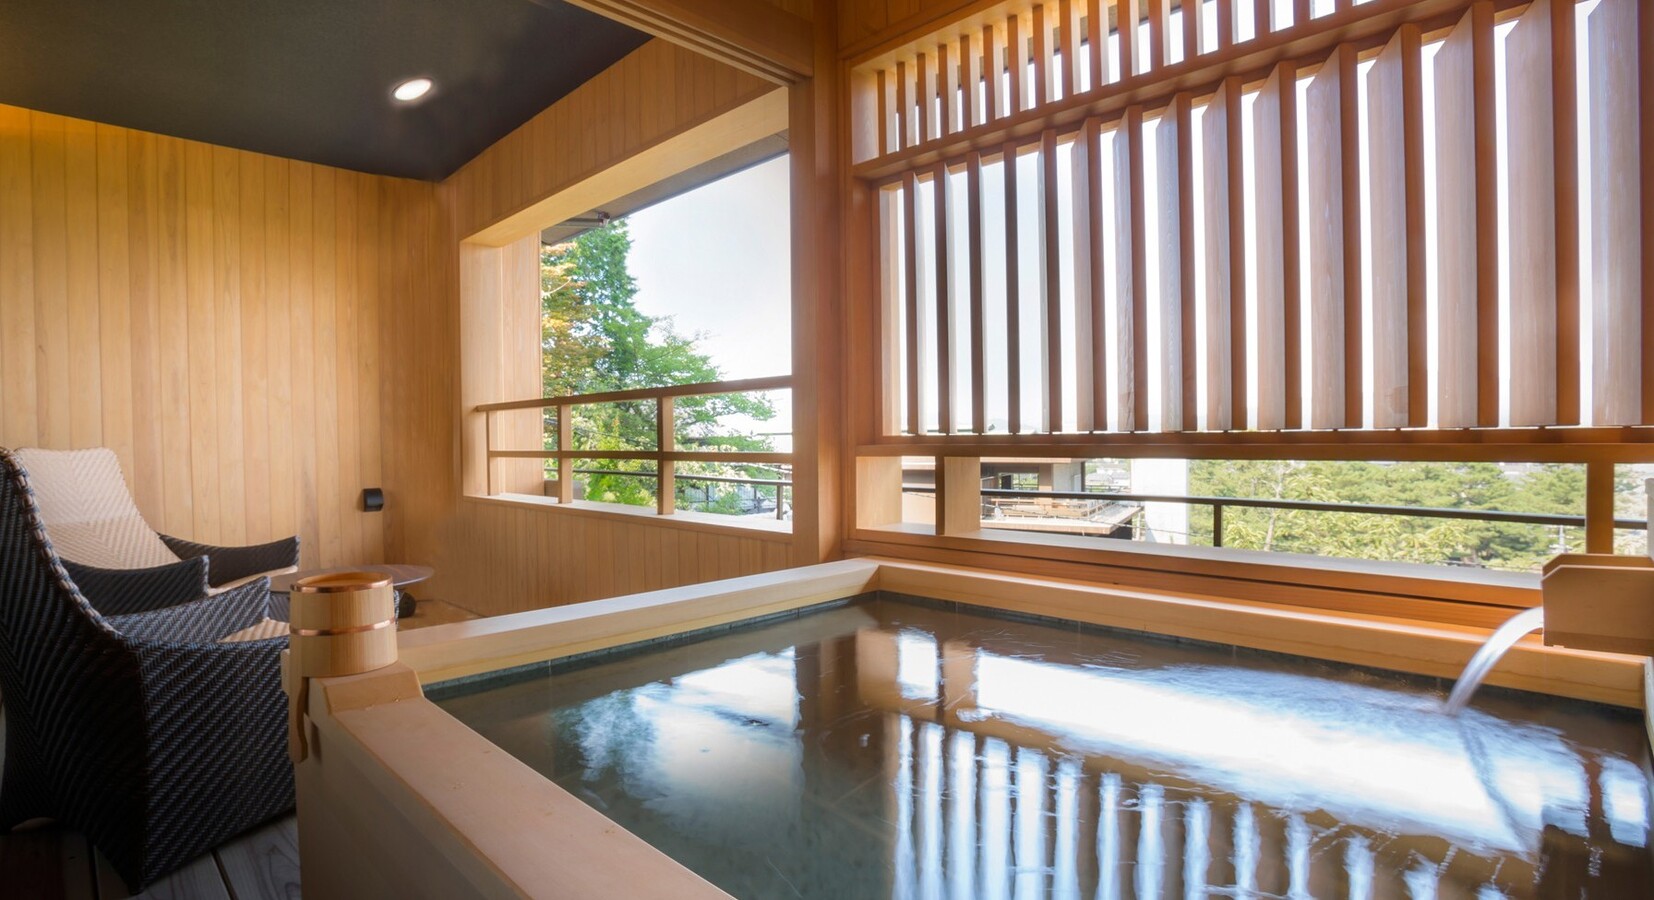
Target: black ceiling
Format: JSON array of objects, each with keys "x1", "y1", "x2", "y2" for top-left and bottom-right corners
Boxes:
[{"x1": 0, "y1": 0, "x2": 651, "y2": 180}]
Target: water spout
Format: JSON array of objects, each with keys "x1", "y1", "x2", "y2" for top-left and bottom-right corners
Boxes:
[{"x1": 1444, "y1": 606, "x2": 1546, "y2": 714}]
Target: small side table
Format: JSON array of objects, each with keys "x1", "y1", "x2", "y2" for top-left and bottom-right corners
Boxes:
[{"x1": 268, "y1": 564, "x2": 433, "y2": 621}]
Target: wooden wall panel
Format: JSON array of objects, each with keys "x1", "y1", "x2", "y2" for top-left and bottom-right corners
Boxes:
[
  {"x1": 0, "y1": 103, "x2": 431, "y2": 570},
  {"x1": 387, "y1": 39, "x2": 798, "y2": 617},
  {"x1": 446, "y1": 40, "x2": 775, "y2": 240}
]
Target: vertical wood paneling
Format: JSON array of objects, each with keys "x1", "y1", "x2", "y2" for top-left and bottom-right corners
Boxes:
[
  {"x1": 64, "y1": 117, "x2": 101, "y2": 450},
  {"x1": 1589, "y1": 0, "x2": 1642, "y2": 424},
  {"x1": 95, "y1": 125, "x2": 133, "y2": 474},
  {"x1": 0, "y1": 106, "x2": 38, "y2": 445},
  {"x1": 1472, "y1": 1, "x2": 1499, "y2": 427},
  {"x1": 1505, "y1": 0, "x2": 1558, "y2": 427},
  {"x1": 1435, "y1": 8, "x2": 1480, "y2": 428},
  {"x1": 1306, "y1": 55, "x2": 1347, "y2": 430},
  {"x1": 33, "y1": 113, "x2": 71, "y2": 451},
  {"x1": 0, "y1": 103, "x2": 412, "y2": 569}
]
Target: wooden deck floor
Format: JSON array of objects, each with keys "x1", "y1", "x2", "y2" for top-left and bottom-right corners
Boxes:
[{"x1": 0, "y1": 598, "x2": 480, "y2": 900}]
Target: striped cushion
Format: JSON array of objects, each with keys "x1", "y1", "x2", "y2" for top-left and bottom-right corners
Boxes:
[{"x1": 14, "y1": 448, "x2": 177, "y2": 570}]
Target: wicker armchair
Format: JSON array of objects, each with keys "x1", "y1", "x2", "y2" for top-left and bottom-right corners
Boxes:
[
  {"x1": 12, "y1": 448, "x2": 299, "y2": 613},
  {"x1": 0, "y1": 448, "x2": 295, "y2": 891}
]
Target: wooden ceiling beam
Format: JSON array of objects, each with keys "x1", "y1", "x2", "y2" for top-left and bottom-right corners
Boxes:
[{"x1": 567, "y1": 0, "x2": 814, "y2": 84}]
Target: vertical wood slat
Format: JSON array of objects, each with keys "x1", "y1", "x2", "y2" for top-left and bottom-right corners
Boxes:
[
  {"x1": 939, "y1": 41, "x2": 957, "y2": 137},
  {"x1": 878, "y1": 187, "x2": 905, "y2": 434},
  {"x1": 1255, "y1": 0, "x2": 1271, "y2": 39},
  {"x1": 935, "y1": 162, "x2": 954, "y2": 434},
  {"x1": 876, "y1": 69, "x2": 889, "y2": 157},
  {"x1": 1307, "y1": 51, "x2": 1347, "y2": 431},
  {"x1": 1040, "y1": 130, "x2": 1062, "y2": 432},
  {"x1": 1203, "y1": 80, "x2": 1236, "y2": 431},
  {"x1": 1155, "y1": 105, "x2": 1184, "y2": 432},
  {"x1": 896, "y1": 60, "x2": 911, "y2": 151},
  {"x1": 1074, "y1": 118, "x2": 1107, "y2": 431},
  {"x1": 1183, "y1": 0, "x2": 1203, "y2": 61},
  {"x1": 1148, "y1": 0, "x2": 1166, "y2": 72},
  {"x1": 1506, "y1": 0, "x2": 1558, "y2": 427},
  {"x1": 1112, "y1": 120, "x2": 1138, "y2": 431},
  {"x1": 1032, "y1": 3, "x2": 1052, "y2": 107},
  {"x1": 1120, "y1": 0, "x2": 1140, "y2": 80},
  {"x1": 1004, "y1": 142, "x2": 1023, "y2": 433},
  {"x1": 656, "y1": 395, "x2": 674, "y2": 515},
  {"x1": 1218, "y1": 0, "x2": 1235, "y2": 50},
  {"x1": 1402, "y1": 26, "x2": 1428, "y2": 428},
  {"x1": 967, "y1": 152, "x2": 987, "y2": 432},
  {"x1": 1008, "y1": 13, "x2": 1027, "y2": 116},
  {"x1": 1127, "y1": 107, "x2": 1149, "y2": 431},
  {"x1": 1589, "y1": 0, "x2": 1642, "y2": 424},
  {"x1": 985, "y1": 23, "x2": 1004, "y2": 122},
  {"x1": 1552, "y1": 0, "x2": 1580, "y2": 425},
  {"x1": 1252, "y1": 62, "x2": 1298, "y2": 431},
  {"x1": 1644, "y1": 0, "x2": 1654, "y2": 424},
  {"x1": 902, "y1": 171, "x2": 921, "y2": 434},
  {"x1": 965, "y1": 29, "x2": 984, "y2": 129},
  {"x1": 917, "y1": 50, "x2": 936, "y2": 145},
  {"x1": 1473, "y1": 0, "x2": 1499, "y2": 427},
  {"x1": 1435, "y1": 7, "x2": 1480, "y2": 428},
  {"x1": 1175, "y1": 94, "x2": 1197, "y2": 432},
  {"x1": 1086, "y1": 0, "x2": 1107, "y2": 91},
  {"x1": 1280, "y1": 62, "x2": 1302, "y2": 431},
  {"x1": 1367, "y1": 28, "x2": 1419, "y2": 429},
  {"x1": 1059, "y1": 0, "x2": 1080, "y2": 100},
  {"x1": 1339, "y1": 44, "x2": 1363, "y2": 429}
]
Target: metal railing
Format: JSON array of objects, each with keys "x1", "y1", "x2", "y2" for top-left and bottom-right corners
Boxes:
[
  {"x1": 476, "y1": 376, "x2": 791, "y2": 519},
  {"x1": 570, "y1": 467, "x2": 792, "y2": 520},
  {"x1": 902, "y1": 485, "x2": 1646, "y2": 548}
]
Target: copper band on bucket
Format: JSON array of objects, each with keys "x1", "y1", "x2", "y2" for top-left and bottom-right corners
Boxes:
[{"x1": 291, "y1": 618, "x2": 395, "y2": 638}]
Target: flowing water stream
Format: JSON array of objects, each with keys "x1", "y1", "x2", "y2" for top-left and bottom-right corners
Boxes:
[{"x1": 1445, "y1": 606, "x2": 1547, "y2": 714}]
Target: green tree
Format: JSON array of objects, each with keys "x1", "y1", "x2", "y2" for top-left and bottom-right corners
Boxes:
[
  {"x1": 541, "y1": 221, "x2": 780, "y2": 511},
  {"x1": 1186, "y1": 460, "x2": 1594, "y2": 571}
]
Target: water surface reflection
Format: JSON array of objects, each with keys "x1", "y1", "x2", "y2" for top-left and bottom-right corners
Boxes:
[{"x1": 434, "y1": 597, "x2": 1653, "y2": 899}]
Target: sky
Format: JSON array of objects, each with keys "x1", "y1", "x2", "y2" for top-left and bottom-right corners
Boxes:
[{"x1": 624, "y1": 154, "x2": 793, "y2": 435}]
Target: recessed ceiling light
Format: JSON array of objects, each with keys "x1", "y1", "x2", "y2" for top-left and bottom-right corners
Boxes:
[{"x1": 392, "y1": 78, "x2": 433, "y2": 103}]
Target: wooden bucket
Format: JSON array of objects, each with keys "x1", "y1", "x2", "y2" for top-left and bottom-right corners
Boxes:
[{"x1": 284, "y1": 571, "x2": 397, "y2": 761}]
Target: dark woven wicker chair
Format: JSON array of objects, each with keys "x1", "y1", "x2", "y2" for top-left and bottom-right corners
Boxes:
[
  {"x1": 0, "y1": 448, "x2": 295, "y2": 892},
  {"x1": 12, "y1": 447, "x2": 300, "y2": 614}
]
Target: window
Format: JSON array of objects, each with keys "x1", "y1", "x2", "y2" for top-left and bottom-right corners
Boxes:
[{"x1": 536, "y1": 155, "x2": 793, "y2": 521}]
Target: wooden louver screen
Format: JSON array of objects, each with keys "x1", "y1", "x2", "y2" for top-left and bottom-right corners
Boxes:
[{"x1": 863, "y1": 0, "x2": 1650, "y2": 438}]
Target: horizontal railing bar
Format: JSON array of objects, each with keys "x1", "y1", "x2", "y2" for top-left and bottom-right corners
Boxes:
[
  {"x1": 571, "y1": 468, "x2": 792, "y2": 488},
  {"x1": 491, "y1": 450, "x2": 793, "y2": 464},
  {"x1": 900, "y1": 485, "x2": 1643, "y2": 530},
  {"x1": 857, "y1": 430, "x2": 1654, "y2": 463},
  {"x1": 475, "y1": 375, "x2": 792, "y2": 413}
]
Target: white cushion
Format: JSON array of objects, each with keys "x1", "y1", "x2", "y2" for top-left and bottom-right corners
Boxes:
[{"x1": 14, "y1": 447, "x2": 178, "y2": 570}]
